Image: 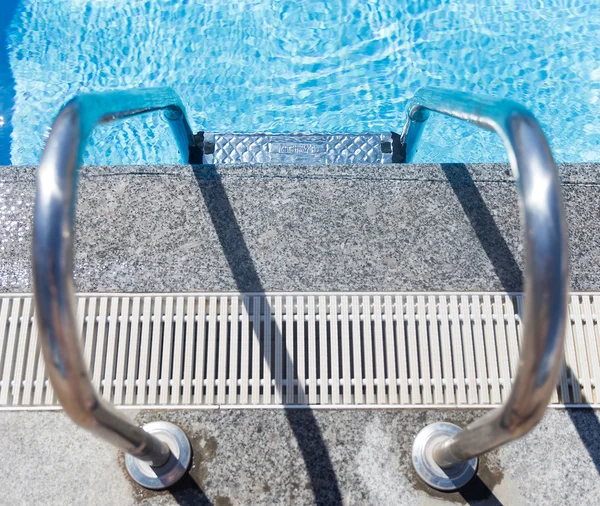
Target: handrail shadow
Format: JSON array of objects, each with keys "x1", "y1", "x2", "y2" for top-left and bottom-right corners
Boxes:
[
  {"x1": 435, "y1": 162, "x2": 524, "y2": 505},
  {"x1": 191, "y1": 164, "x2": 343, "y2": 505},
  {"x1": 440, "y1": 163, "x2": 524, "y2": 292},
  {"x1": 185, "y1": 161, "x2": 578, "y2": 504},
  {"x1": 440, "y1": 164, "x2": 600, "y2": 502},
  {"x1": 566, "y1": 367, "x2": 600, "y2": 474},
  {"x1": 170, "y1": 472, "x2": 213, "y2": 505},
  {"x1": 458, "y1": 474, "x2": 503, "y2": 505}
]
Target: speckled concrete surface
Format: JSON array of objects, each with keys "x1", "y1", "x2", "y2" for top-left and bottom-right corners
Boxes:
[
  {"x1": 2, "y1": 163, "x2": 600, "y2": 293},
  {"x1": 0, "y1": 408, "x2": 598, "y2": 506},
  {"x1": 2, "y1": 162, "x2": 600, "y2": 505}
]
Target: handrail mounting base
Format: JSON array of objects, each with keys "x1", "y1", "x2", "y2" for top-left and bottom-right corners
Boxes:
[
  {"x1": 125, "y1": 421, "x2": 192, "y2": 490},
  {"x1": 412, "y1": 422, "x2": 478, "y2": 492}
]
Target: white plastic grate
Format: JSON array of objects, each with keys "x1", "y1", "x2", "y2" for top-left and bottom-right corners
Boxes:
[{"x1": 1, "y1": 292, "x2": 599, "y2": 409}]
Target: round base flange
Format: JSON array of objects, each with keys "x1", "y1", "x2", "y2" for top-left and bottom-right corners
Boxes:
[
  {"x1": 125, "y1": 421, "x2": 192, "y2": 490},
  {"x1": 412, "y1": 422, "x2": 478, "y2": 492}
]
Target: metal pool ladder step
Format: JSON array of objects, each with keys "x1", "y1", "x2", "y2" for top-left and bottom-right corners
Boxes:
[
  {"x1": 2, "y1": 292, "x2": 598, "y2": 410},
  {"x1": 200, "y1": 132, "x2": 400, "y2": 164}
]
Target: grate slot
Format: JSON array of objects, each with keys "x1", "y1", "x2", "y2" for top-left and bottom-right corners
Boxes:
[
  {"x1": 405, "y1": 296, "x2": 420, "y2": 403},
  {"x1": 238, "y1": 296, "x2": 249, "y2": 404},
  {"x1": 373, "y1": 296, "x2": 387, "y2": 404},
  {"x1": 458, "y1": 296, "x2": 478, "y2": 404},
  {"x1": 263, "y1": 297, "x2": 272, "y2": 404},
  {"x1": 350, "y1": 296, "x2": 363, "y2": 404},
  {"x1": 227, "y1": 297, "x2": 240, "y2": 405},
  {"x1": 284, "y1": 296, "x2": 295, "y2": 404},
  {"x1": 125, "y1": 297, "x2": 142, "y2": 405},
  {"x1": 21, "y1": 306, "x2": 40, "y2": 406},
  {"x1": 481, "y1": 296, "x2": 501, "y2": 403},
  {"x1": 113, "y1": 297, "x2": 130, "y2": 405},
  {"x1": 469, "y1": 296, "x2": 488, "y2": 403},
  {"x1": 492, "y1": 295, "x2": 512, "y2": 402},
  {"x1": 564, "y1": 300, "x2": 582, "y2": 404},
  {"x1": 318, "y1": 296, "x2": 329, "y2": 404},
  {"x1": 102, "y1": 298, "x2": 120, "y2": 402},
  {"x1": 216, "y1": 296, "x2": 229, "y2": 405},
  {"x1": 571, "y1": 296, "x2": 593, "y2": 402},
  {"x1": 171, "y1": 297, "x2": 186, "y2": 404},
  {"x1": 307, "y1": 297, "x2": 317, "y2": 404},
  {"x1": 427, "y1": 296, "x2": 444, "y2": 404},
  {"x1": 416, "y1": 296, "x2": 432, "y2": 404},
  {"x1": 250, "y1": 296, "x2": 261, "y2": 404},
  {"x1": 582, "y1": 297, "x2": 600, "y2": 404},
  {"x1": 329, "y1": 296, "x2": 341, "y2": 404},
  {"x1": 339, "y1": 296, "x2": 352, "y2": 404},
  {"x1": 273, "y1": 296, "x2": 284, "y2": 404},
  {"x1": 0, "y1": 298, "x2": 21, "y2": 404},
  {"x1": 503, "y1": 295, "x2": 522, "y2": 401},
  {"x1": 297, "y1": 296, "x2": 307, "y2": 405},
  {"x1": 383, "y1": 296, "x2": 399, "y2": 404},
  {"x1": 11, "y1": 298, "x2": 32, "y2": 406}
]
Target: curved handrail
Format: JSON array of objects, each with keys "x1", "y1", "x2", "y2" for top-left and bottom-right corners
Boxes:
[
  {"x1": 32, "y1": 88, "x2": 196, "y2": 486},
  {"x1": 405, "y1": 88, "x2": 569, "y2": 490}
]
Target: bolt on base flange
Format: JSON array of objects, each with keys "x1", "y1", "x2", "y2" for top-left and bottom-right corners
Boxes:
[
  {"x1": 125, "y1": 421, "x2": 192, "y2": 490},
  {"x1": 412, "y1": 422, "x2": 478, "y2": 492}
]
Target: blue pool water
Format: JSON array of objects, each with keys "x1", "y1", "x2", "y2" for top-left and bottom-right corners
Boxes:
[{"x1": 1, "y1": 0, "x2": 600, "y2": 165}]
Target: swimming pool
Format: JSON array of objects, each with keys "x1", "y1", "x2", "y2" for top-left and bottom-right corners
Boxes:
[{"x1": 1, "y1": 0, "x2": 599, "y2": 165}]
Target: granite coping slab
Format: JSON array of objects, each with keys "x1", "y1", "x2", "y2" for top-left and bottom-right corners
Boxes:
[{"x1": 1, "y1": 162, "x2": 599, "y2": 293}]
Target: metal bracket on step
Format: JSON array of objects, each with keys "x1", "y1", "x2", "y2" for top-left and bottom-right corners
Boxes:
[
  {"x1": 188, "y1": 131, "x2": 204, "y2": 164},
  {"x1": 390, "y1": 131, "x2": 405, "y2": 163}
]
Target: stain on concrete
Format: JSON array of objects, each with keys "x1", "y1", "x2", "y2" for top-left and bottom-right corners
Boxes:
[
  {"x1": 214, "y1": 495, "x2": 232, "y2": 506},
  {"x1": 187, "y1": 432, "x2": 217, "y2": 491}
]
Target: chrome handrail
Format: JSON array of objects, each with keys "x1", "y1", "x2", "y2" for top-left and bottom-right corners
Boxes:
[
  {"x1": 406, "y1": 88, "x2": 569, "y2": 491},
  {"x1": 32, "y1": 88, "x2": 196, "y2": 490}
]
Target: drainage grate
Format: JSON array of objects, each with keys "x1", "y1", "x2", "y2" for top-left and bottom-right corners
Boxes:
[
  {"x1": 202, "y1": 133, "x2": 395, "y2": 164},
  {"x1": 1, "y1": 292, "x2": 598, "y2": 409}
]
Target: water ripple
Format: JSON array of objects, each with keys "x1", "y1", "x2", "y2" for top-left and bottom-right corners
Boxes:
[{"x1": 6, "y1": 0, "x2": 600, "y2": 165}]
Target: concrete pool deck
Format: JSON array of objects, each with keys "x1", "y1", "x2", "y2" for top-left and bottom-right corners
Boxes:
[
  {"x1": 0, "y1": 408, "x2": 599, "y2": 505},
  {"x1": 1, "y1": 162, "x2": 599, "y2": 505}
]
